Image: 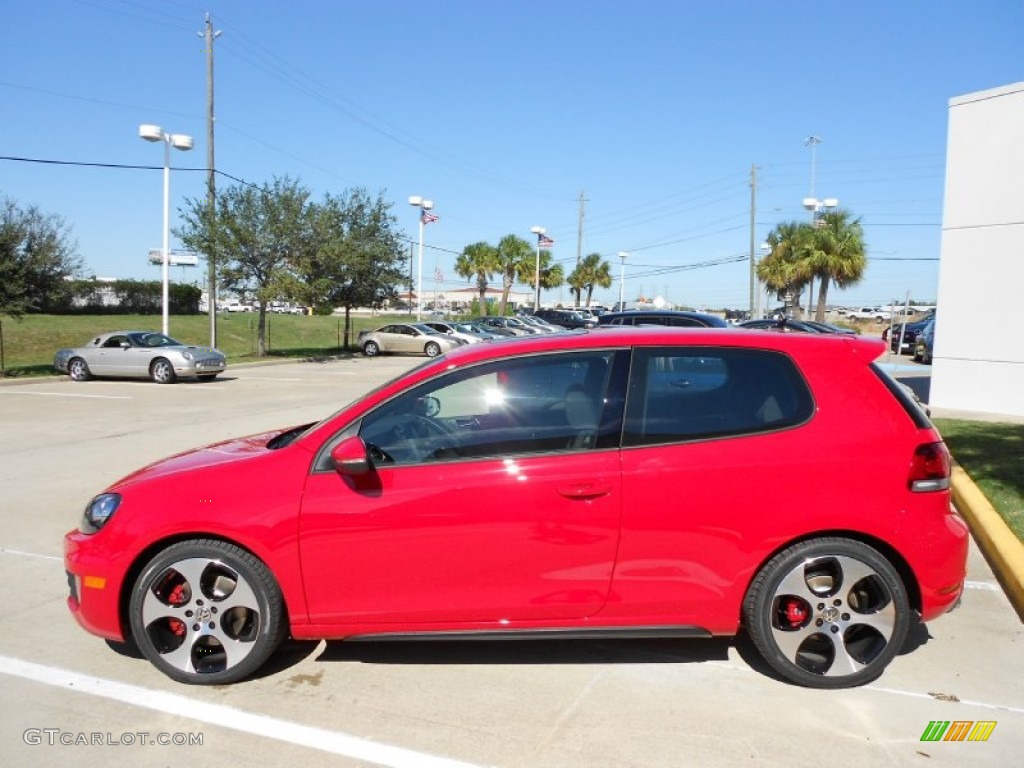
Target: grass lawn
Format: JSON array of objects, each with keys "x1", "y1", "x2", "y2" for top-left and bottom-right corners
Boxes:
[
  {"x1": 935, "y1": 418, "x2": 1024, "y2": 541},
  {"x1": 0, "y1": 312, "x2": 420, "y2": 374}
]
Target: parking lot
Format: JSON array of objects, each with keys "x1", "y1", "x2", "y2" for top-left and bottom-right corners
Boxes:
[{"x1": 1, "y1": 356, "x2": 1021, "y2": 767}]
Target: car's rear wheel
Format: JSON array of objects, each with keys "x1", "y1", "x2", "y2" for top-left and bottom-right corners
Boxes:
[
  {"x1": 68, "y1": 358, "x2": 92, "y2": 382},
  {"x1": 424, "y1": 341, "x2": 441, "y2": 357},
  {"x1": 363, "y1": 340, "x2": 379, "y2": 357},
  {"x1": 128, "y1": 539, "x2": 286, "y2": 685},
  {"x1": 743, "y1": 537, "x2": 909, "y2": 688},
  {"x1": 150, "y1": 358, "x2": 176, "y2": 384}
]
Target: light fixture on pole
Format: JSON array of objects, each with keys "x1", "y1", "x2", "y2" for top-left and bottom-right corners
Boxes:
[
  {"x1": 139, "y1": 124, "x2": 194, "y2": 336},
  {"x1": 530, "y1": 226, "x2": 546, "y2": 310},
  {"x1": 617, "y1": 251, "x2": 629, "y2": 310},
  {"x1": 408, "y1": 196, "x2": 435, "y2": 321}
]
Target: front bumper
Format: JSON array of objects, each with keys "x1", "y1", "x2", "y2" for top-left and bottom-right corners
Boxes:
[{"x1": 64, "y1": 530, "x2": 127, "y2": 642}]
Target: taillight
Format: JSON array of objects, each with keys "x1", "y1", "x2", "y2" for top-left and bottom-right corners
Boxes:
[{"x1": 909, "y1": 442, "x2": 951, "y2": 492}]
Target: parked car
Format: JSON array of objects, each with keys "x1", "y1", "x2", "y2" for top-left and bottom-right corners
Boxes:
[
  {"x1": 53, "y1": 331, "x2": 226, "y2": 384},
  {"x1": 739, "y1": 318, "x2": 856, "y2": 335},
  {"x1": 598, "y1": 309, "x2": 728, "y2": 328},
  {"x1": 914, "y1": 316, "x2": 936, "y2": 364},
  {"x1": 515, "y1": 314, "x2": 560, "y2": 333},
  {"x1": 848, "y1": 307, "x2": 891, "y2": 323},
  {"x1": 882, "y1": 314, "x2": 934, "y2": 354},
  {"x1": 471, "y1": 316, "x2": 538, "y2": 336},
  {"x1": 65, "y1": 327, "x2": 967, "y2": 688},
  {"x1": 358, "y1": 323, "x2": 464, "y2": 358},
  {"x1": 422, "y1": 321, "x2": 494, "y2": 344},
  {"x1": 532, "y1": 308, "x2": 597, "y2": 329}
]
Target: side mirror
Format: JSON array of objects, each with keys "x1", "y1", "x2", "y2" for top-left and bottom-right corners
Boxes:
[
  {"x1": 330, "y1": 436, "x2": 372, "y2": 476},
  {"x1": 120, "y1": 341, "x2": 131, "y2": 349}
]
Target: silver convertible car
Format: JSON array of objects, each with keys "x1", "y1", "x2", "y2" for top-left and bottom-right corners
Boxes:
[{"x1": 54, "y1": 331, "x2": 227, "y2": 384}]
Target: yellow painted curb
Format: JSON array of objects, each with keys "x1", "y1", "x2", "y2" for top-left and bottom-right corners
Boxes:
[{"x1": 950, "y1": 463, "x2": 1024, "y2": 622}]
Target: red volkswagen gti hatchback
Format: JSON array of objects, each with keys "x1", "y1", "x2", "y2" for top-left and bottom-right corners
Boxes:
[{"x1": 65, "y1": 328, "x2": 968, "y2": 688}]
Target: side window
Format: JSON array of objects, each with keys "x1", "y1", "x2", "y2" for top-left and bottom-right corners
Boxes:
[
  {"x1": 358, "y1": 351, "x2": 624, "y2": 466},
  {"x1": 623, "y1": 347, "x2": 813, "y2": 446},
  {"x1": 103, "y1": 335, "x2": 128, "y2": 348}
]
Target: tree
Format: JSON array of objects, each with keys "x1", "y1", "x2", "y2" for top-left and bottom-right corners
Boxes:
[
  {"x1": 455, "y1": 241, "x2": 498, "y2": 316},
  {"x1": 520, "y1": 250, "x2": 565, "y2": 307},
  {"x1": 292, "y1": 189, "x2": 406, "y2": 347},
  {"x1": 805, "y1": 210, "x2": 867, "y2": 321},
  {"x1": 757, "y1": 221, "x2": 813, "y2": 316},
  {"x1": 178, "y1": 177, "x2": 314, "y2": 356},
  {"x1": 0, "y1": 196, "x2": 82, "y2": 318},
  {"x1": 567, "y1": 252, "x2": 613, "y2": 307},
  {"x1": 494, "y1": 234, "x2": 534, "y2": 315}
]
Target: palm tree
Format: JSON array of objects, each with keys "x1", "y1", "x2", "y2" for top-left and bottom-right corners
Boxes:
[
  {"x1": 757, "y1": 222, "x2": 813, "y2": 316},
  {"x1": 520, "y1": 250, "x2": 565, "y2": 305},
  {"x1": 455, "y1": 241, "x2": 498, "y2": 316},
  {"x1": 494, "y1": 234, "x2": 534, "y2": 315},
  {"x1": 567, "y1": 252, "x2": 613, "y2": 307},
  {"x1": 805, "y1": 210, "x2": 867, "y2": 321}
]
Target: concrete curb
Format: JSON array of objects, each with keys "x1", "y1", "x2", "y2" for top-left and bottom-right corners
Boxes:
[{"x1": 950, "y1": 462, "x2": 1024, "y2": 622}]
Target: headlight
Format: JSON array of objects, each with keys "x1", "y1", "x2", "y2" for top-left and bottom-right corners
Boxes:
[
  {"x1": 80, "y1": 493, "x2": 121, "y2": 534},
  {"x1": 180, "y1": 351, "x2": 194, "y2": 361}
]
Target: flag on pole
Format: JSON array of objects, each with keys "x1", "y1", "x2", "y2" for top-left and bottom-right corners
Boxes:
[
  {"x1": 538, "y1": 233, "x2": 554, "y2": 248},
  {"x1": 421, "y1": 210, "x2": 439, "y2": 224},
  {"x1": 434, "y1": 266, "x2": 444, "y2": 282}
]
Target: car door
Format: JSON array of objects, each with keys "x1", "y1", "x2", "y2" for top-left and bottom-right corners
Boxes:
[
  {"x1": 90, "y1": 334, "x2": 132, "y2": 376},
  {"x1": 298, "y1": 349, "x2": 628, "y2": 626},
  {"x1": 614, "y1": 346, "x2": 815, "y2": 624}
]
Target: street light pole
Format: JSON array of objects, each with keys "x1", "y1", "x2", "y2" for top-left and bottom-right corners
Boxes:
[
  {"x1": 530, "y1": 226, "x2": 546, "y2": 310},
  {"x1": 617, "y1": 251, "x2": 628, "y2": 310},
  {"x1": 139, "y1": 124, "x2": 193, "y2": 336},
  {"x1": 408, "y1": 196, "x2": 434, "y2": 321}
]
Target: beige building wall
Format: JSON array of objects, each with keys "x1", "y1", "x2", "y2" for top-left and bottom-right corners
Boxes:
[{"x1": 932, "y1": 82, "x2": 1024, "y2": 418}]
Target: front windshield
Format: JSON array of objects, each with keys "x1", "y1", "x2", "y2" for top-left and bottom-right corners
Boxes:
[{"x1": 130, "y1": 332, "x2": 183, "y2": 347}]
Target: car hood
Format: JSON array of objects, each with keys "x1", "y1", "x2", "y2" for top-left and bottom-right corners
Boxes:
[{"x1": 108, "y1": 429, "x2": 290, "y2": 489}]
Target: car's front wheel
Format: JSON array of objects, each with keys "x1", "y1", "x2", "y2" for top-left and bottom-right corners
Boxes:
[
  {"x1": 424, "y1": 341, "x2": 441, "y2": 357},
  {"x1": 150, "y1": 358, "x2": 176, "y2": 384},
  {"x1": 743, "y1": 537, "x2": 910, "y2": 688},
  {"x1": 128, "y1": 539, "x2": 286, "y2": 685},
  {"x1": 363, "y1": 341, "x2": 379, "y2": 357},
  {"x1": 68, "y1": 358, "x2": 92, "y2": 382}
]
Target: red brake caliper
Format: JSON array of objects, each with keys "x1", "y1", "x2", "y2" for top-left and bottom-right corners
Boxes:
[
  {"x1": 167, "y1": 583, "x2": 188, "y2": 637},
  {"x1": 783, "y1": 598, "x2": 808, "y2": 627}
]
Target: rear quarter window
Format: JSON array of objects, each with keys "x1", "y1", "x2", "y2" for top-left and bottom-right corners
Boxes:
[{"x1": 624, "y1": 347, "x2": 814, "y2": 445}]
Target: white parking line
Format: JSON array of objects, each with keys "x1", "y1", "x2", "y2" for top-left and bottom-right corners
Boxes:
[
  {"x1": 0, "y1": 548, "x2": 62, "y2": 562},
  {"x1": 965, "y1": 580, "x2": 1002, "y2": 592},
  {"x1": 0, "y1": 391, "x2": 131, "y2": 400},
  {"x1": 0, "y1": 655, "x2": 486, "y2": 768}
]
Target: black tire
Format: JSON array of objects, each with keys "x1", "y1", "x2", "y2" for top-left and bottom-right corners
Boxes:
[
  {"x1": 363, "y1": 341, "x2": 380, "y2": 358},
  {"x1": 68, "y1": 357, "x2": 92, "y2": 382},
  {"x1": 150, "y1": 358, "x2": 176, "y2": 384},
  {"x1": 743, "y1": 537, "x2": 910, "y2": 688},
  {"x1": 128, "y1": 539, "x2": 286, "y2": 685},
  {"x1": 424, "y1": 341, "x2": 441, "y2": 358}
]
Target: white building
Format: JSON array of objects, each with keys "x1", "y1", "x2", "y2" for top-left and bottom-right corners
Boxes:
[{"x1": 931, "y1": 82, "x2": 1024, "y2": 419}]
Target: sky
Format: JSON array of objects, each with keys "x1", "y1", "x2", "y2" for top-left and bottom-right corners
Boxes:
[{"x1": 2, "y1": 0, "x2": 1022, "y2": 311}]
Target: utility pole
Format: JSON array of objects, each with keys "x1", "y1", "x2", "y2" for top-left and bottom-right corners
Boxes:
[
  {"x1": 199, "y1": 14, "x2": 222, "y2": 347},
  {"x1": 749, "y1": 164, "x2": 757, "y2": 319}
]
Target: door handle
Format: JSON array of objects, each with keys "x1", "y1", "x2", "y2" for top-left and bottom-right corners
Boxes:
[{"x1": 557, "y1": 482, "x2": 611, "y2": 500}]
